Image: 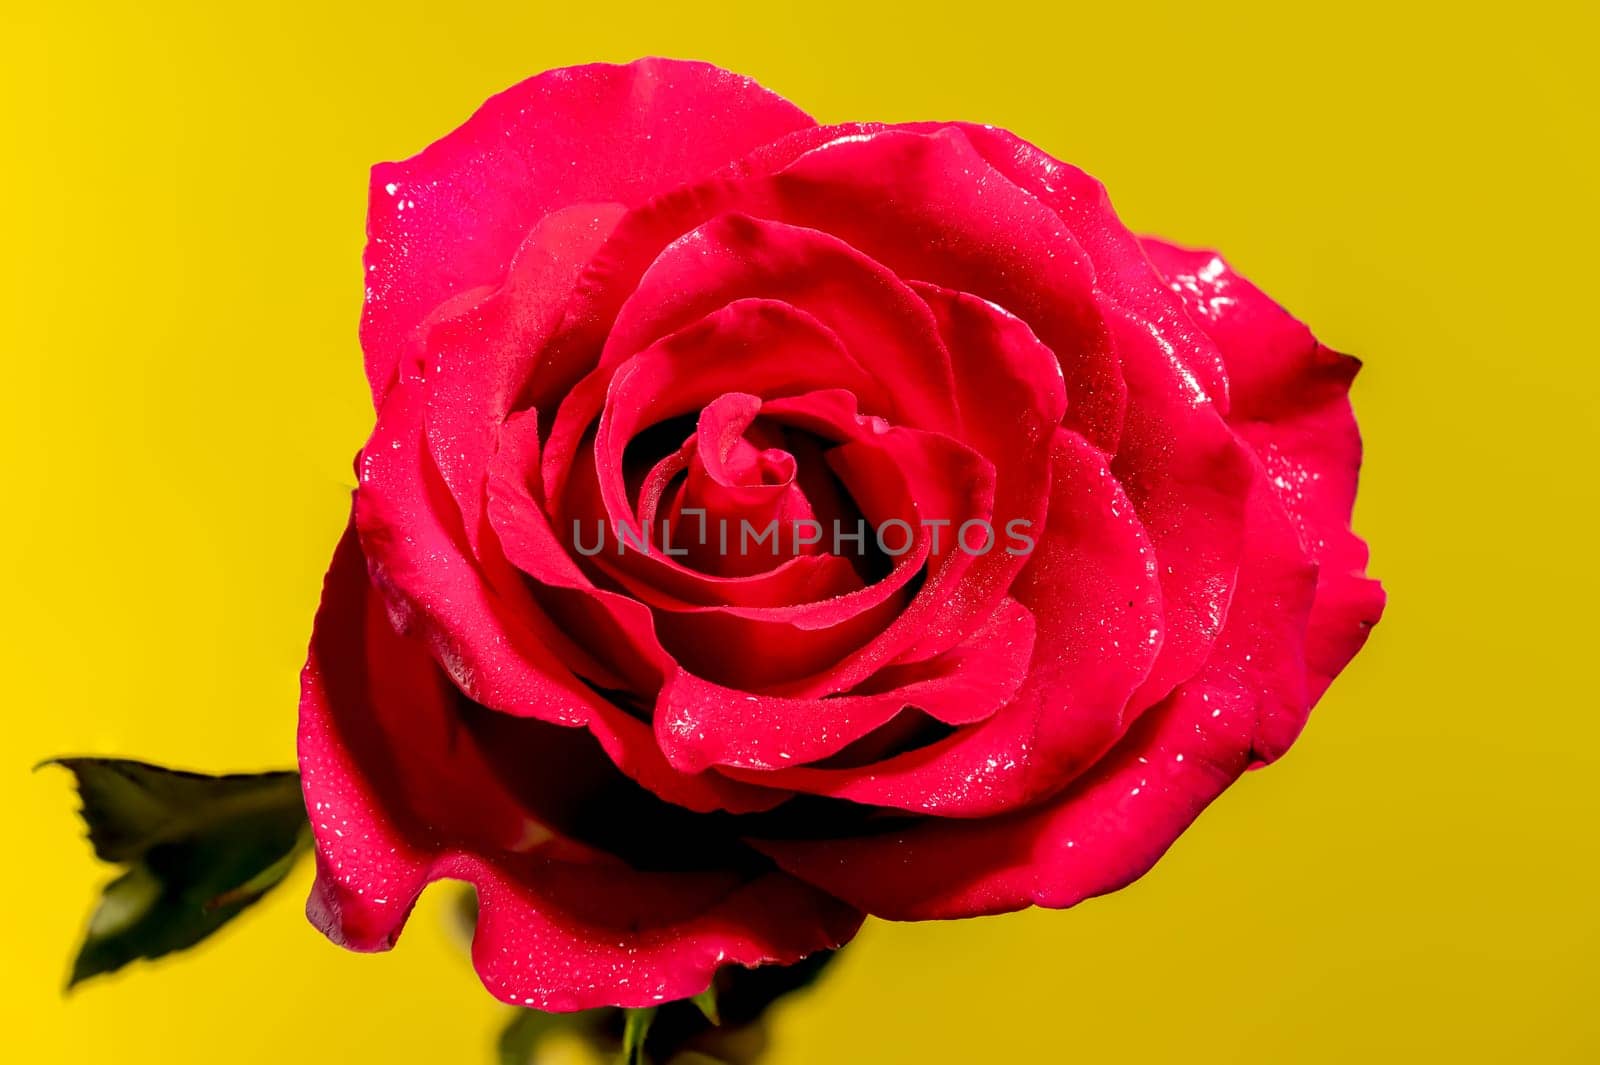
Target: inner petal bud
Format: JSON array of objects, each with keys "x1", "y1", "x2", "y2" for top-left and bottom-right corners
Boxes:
[{"x1": 664, "y1": 393, "x2": 819, "y2": 576}]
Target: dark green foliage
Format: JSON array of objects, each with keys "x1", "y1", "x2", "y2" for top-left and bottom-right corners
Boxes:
[{"x1": 44, "y1": 758, "x2": 309, "y2": 987}]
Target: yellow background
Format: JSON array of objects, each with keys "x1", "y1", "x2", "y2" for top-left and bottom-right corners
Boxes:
[{"x1": 4, "y1": 1, "x2": 1596, "y2": 1061}]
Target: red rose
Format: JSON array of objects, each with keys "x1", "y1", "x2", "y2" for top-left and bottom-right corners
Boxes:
[{"x1": 299, "y1": 58, "x2": 1383, "y2": 1011}]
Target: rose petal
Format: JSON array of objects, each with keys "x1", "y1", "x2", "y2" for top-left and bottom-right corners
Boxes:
[
  {"x1": 299, "y1": 522, "x2": 860, "y2": 1010},
  {"x1": 757, "y1": 126, "x2": 1124, "y2": 450},
  {"x1": 729, "y1": 430, "x2": 1163, "y2": 815},
  {"x1": 644, "y1": 415, "x2": 987, "y2": 692},
  {"x1": 358, "y1": 376, "x2": 618, "y2": 722},
  {"x1": 542, "y1": 125, "x2": 1126, "y2": 448},
  {"x1": 1141, "y1": 239, "x2": 1385, "y2": 707},
  {"x1": 590, "y1": 298, "x2": 889, "y2": 545},
  {"x1": 862, "y1": 128, "x2": 1253, "y2": 706},
  {"x1": 366, "y1": 381, "x2": 777, "y2": 814},
  {"x1": 545, "y1": 378, "x2": 998, "y2": 695},
  {"x1": 750, "y1": 473, "x2": 1320, "y2": 918},
  {"x1": 362, "y1": 59, "x2": 813, "y2": 405},
  {"x1": 539, "y1": 298, "x2": 884, "y2": 523},
  {"x1": 657, "y1": 597, "x2": 1036, "y2": 773},
  {"x1": 1106, "y1": 298, "x2": 1255, "y2": 711},
  {"x1": 422, "y1": 203, "x2": 625, "y2": 554},
  {"x1": 481, "y1": 410, "x2": 795, "y2": 814},
  {"x1": 942, "y1": 123, "x2": 1233, "y2": 409},
  {"x1": 902, "y1": 281, "x2": 1065, "y2": 661},
  {"x1": 601, "y1": 213, "x2": 959, "y2": 430}
]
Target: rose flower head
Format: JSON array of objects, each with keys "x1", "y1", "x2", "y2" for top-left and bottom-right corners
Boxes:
[{"x1": 299, "y1": 58, "x2": 1384, "y2": 1011}]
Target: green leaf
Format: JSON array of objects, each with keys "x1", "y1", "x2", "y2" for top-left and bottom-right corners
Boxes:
[
  {"x1": 690, "y1": 986, "x2": 721, "y2": 1026},
  {"x1": 43, "y1": 758, "x2": 309, "y2": 988},
  {"x1": 620, "y1": 1007, "x2": 658, "y2": 1065}
]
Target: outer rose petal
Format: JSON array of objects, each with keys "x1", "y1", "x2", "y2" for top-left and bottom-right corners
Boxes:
[
  {"x1": 358, "y1": 375, "x2": 615, "y2": 723},
  {"x1": 299, "y1": 520, "x2": 862, "y2": 1010},
  {"x1": 362, "y1": 59, "x2": 814, "y2": 405},
  {"x1": 860, "y1": 124, "x2": 1253, "y2": 706},
  {"x1": 750, "y1": 475, "x2": 1320, "y2": 919},
  {"x1": 545, "y1": 125, "x2": 1120, "y2": 448},
  {"x1": 422, "y1": 202, "x2": 626, "y2": 554},
  {"x1": 754, "y1": 127, "x2": 1123, "y2": 450},
  {"x1": 1139, "y1": 239, "x2": 1385, "y2": 705},
  {"x1": 941, "y1": 123, "x2": 1234, "y2": 410},
  {"x1": 1108, "y1": 299, "x2": 1255, "y2": 711}
]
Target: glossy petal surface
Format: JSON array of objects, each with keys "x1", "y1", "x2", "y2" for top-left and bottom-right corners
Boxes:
[
  {"x1": 302, "y1": 60, "x2": 1383, "y2": 1009},
  {"x1": 361, "y1": 59, "x2": 813, "y2": 405},
  {"x1": 300, "y1": 522, "x2": 861, "y2": 1010}
]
